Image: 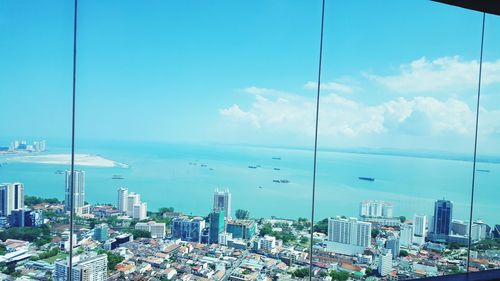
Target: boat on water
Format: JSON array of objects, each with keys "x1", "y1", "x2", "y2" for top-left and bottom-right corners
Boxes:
[
  {"x1": 55, "y1": 170, "x2": 64, "y2": 174},
  {"x1": 476, "y1": 169, "x2": 490, "y2": 173},
  {"x1": 273, "y1": 179, "x2": 290, "y2": 183},
  {"x1": 248, "y1": 166, "x2": 258, "y2": 169},
  {"x1": 274, "y1": 168, "x2": 280, "y2": 171},
  {"x1": 209, "y1": 168, "x2": 214, "y2": 171},
  {"x1": 258, "y1": 186, "x2": 263, "y2": 189},
  {"x1": 112, "y1": 175, "x2": 124, "y2": 180},
  {"x1": 359, "y1": 177, "x2": 375, "y2": 182},
  {"x1": 272, "y1": 157, "x2": 281, "y2": 160},
  {"x1": 201, "y1": 164, "x2": 207, "y2": 167}
]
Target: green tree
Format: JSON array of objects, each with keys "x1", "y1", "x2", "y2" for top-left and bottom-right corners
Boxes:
[
  {"x1": 448, "y1": 243, "x2": 461, "y2": 250},
  {"x1": 371, "y1": 229, "x2": 380, "y2": 238},
  {"x1": 330, "y1": 270, "x2": 349, "y2": 281},
  {"x1": 399, "y1": 216, "x2": 406, "y2": 223},
  {"x1": 98, "y1": 250, "x2": 125, "y2": 270},
  {"x1": 313, "y1": 218, "x2": 328, "y2": 234},
  {"x1": 0, "y1": 225, "x2": 52, "y2": 246},
  {"x1": 400, "y1": 250, "x2": 409, "y2": 257},
  {"x1": 292, "y1": 268, "x2": 309, "y2": 278},
  {"x1": 259, "y1": 224, "x2": 273, "y2": 236},
  {"x1": 235, "y1": 209, "x2": 250, "y2": 220},
  {"x1": 300, "y1": 236, "x2": 309, "y2": 244},
  {"x1": 128, "y1": 229, "x2": 151, "y2": 239},
  {"x1": 158, "y1": 207, "x2": 175, "y2": 213}
]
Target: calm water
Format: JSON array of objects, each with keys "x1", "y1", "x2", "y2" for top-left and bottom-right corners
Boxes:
[{"x1": 0, "y1": 141, "x2": 498, "y2": 225}]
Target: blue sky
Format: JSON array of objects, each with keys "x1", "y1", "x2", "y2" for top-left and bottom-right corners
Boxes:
[{"x1": 1, "y1": 1, "x2": 500, "y2": 154}]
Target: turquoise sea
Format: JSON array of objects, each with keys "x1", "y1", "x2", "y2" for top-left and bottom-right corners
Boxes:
[{"x1": 0, "y1": 140, "x2": 499, "y2": 226}]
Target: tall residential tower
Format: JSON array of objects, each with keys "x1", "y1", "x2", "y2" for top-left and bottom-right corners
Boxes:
[
  {"x1": 0, "y1": 183, "x2": 24, "y2": 217},
  {"x1": 64, "y1": 170, "x2": 86, "y2": 215},
  {"x1": 213, "y1": 189, "x2": 231, "y2": 219}
]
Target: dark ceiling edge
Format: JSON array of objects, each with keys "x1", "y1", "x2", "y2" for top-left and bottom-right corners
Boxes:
[{"x1": 432, "y1": 0, "x2": 500, "y2": 16}]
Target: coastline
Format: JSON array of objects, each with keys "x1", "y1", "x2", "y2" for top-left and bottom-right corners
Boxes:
[{"x1": 7, "y1": 153, "x2": 128, "y2": 168}]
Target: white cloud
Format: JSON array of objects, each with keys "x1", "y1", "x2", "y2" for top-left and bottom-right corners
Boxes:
[
  {"x1": 365, "y1": 56, "x2": 500, "y2": 93},
  {"x1": 304, "y1": 81, "x2": 353, "y2": 93},
  {"x1": 242, "y1": 86, "x2": 287, "y2": 96},
  {"x1": 220, "y1": 88, "x2": 500, "y2": 139},
  {"x1": 219, "y1": 104, "x2": 260, "y2": 128}
]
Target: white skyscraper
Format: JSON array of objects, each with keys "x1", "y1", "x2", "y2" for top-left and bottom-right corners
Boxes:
[
  {"x1": 359, "y1": 200, "x2": 393, "y2": 218},
  {"x1": 65, "y1": 170, "x2": 86, "y2": 215},
  {"x1": 126, "y1": 193, "x2": 140, "y2": 217},
  {"x1": 0, "y1": 183, "x2": 24, "y2": 217},
  {"x1": 400, "y1": 224, "x2": 414, "y2": 247},
  {"x1": 471, "y1": 221, "x2": 488, "y2": 242},
  {"x1": 133, "y1": 202, "x2": 147, "y2": 220},
  {"x1": 326, "y1": 217, "x2": 371, "y2": 255},
  {"x1": 413, "y1": 214, "x2": 426, "y2": 246},
  {"x1": 213, "y1": 189, "x2": 232, "y2": 219},
  {"x1": 378, "y1": 250, "x2": 392, "y2": 276},
  {"x1": 117, "y1": 187, "x2": 128, "y2": 212},
  {"x1": 55, "y1": 253, "x2": 107, "y2": 281}
]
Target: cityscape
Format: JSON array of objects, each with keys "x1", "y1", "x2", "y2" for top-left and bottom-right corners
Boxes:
[
  {"x1": 0, "y1": 139, "x2": 499, "y2": 280},
  {"x1": 2, "y1": 2, "x2": 500, "y2": 281}
]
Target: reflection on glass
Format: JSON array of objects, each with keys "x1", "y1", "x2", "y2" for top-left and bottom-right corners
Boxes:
[
  {"x1": 313, "y1": 1, "x2": 488, "y2": 280},
  {"x1": 69, "y1": 1, "x2": 319, "y2": 280},
  {"x1": 472, "y1": 13, "x2": 500, "y2": 273},
  {"x1": 0, "y1": 1, "x2": 74, "y2": 279}
]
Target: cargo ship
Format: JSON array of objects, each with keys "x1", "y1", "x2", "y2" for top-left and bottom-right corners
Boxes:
[{"x1": 359, "y1": 177, "x2": 375, "y2": 182}]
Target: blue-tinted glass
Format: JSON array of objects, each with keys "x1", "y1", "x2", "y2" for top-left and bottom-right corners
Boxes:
[
  {"x1": 73, "y1": 1, "x2": 320, "y2": 280},
  {"x1": 0, "y1": 1, "x2": 74, "y2": 279},
  {"x1": 313, "y1": 1, "x2": 483, "y2": 279}
]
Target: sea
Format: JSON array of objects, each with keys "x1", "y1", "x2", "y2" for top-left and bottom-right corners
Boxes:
[{"x1": 0, "y1": 140, "x2": 499, "y2": 226}]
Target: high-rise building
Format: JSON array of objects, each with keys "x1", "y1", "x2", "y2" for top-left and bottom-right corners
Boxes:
[
  {"x1": 0, "y1": 183, "x2": 24, "y2": 217},
  {"x1": 117, "y1": 187, "x2": 128, "y2": 212},
  {"x1": 399, "y1": 224, "x2": 414, "y2": 247},
  {"x1": 492, "y1": 225, "x2": 500, "y2": 238},
  {"x1": 378, "y1": 250, "x2": 392, "y2": 277},
  {"x1": 359, "y1": 200, "x2": 393, "y2": 218},
  {"x1": 413, "y1": 214, "x2": 426, "y2": 246},
  {"x1": 64, "y1": 170, "x2": 86, "y2": 215},
  {"x1": 135, "y1": 221, "x2": 166, "y2": 239},
  {"x1": 451, "y1": 219, "x2": 468, "y2": 236},
  {"x1": 55, "y1": 253, "x2": 107, "y2": 281},
  {"x1": 171, "y1": 217, "x2": 206, "y2": 243},
  {"x1": 126, "y1": 193, "x2": 140, "y2": 217},
  {"x1": 213, "y1": 189, "x2": 231, "y2": 220},
  {"x1": 470, "y1": 220, "x2": 488, "y2": 242},
  {"x1": 431, "y1": 199, "x2": 453, "y2": 242},
  {"x1": 209, "y1": 211, "x2": 225, "y2": 244},
  {"x1": 8, "y1": 208, "x2": 42, "y2": 227},
  {"x1": 227, "y1": 220, "x2": 256, "y2": 240},
  {"x1": 93, "y1": 224, "x2": 109, "y2": 242},
  {"x1": 326, "y1": 217, "x2": 371, "y2": 255},
  {"x1": 133, "y1": 202, "x2": 147, "y2": 220},
  {"x1": 386, "y1": 235, "x2": 400, "y2": 258}
]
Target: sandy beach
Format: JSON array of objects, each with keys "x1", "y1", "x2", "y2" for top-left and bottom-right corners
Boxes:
[{"x1": 7, "y1": 154, "x2": 128, "y2": 168}]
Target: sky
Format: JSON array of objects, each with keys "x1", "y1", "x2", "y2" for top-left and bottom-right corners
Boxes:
[{"x1": 1, "y1": 1, "x2": 500, "y2": 155}]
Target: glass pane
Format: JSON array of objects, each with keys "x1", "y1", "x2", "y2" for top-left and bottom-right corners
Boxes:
[
  {"x1": 472, "y1": 13, "x2": 500, "y2": 273},
  {"x1": 0, "y1": 1, "x2": 74, "y2": 279},
  {"x1": 73, "y1": 1, "x2": 320, "y2": 280},
  {"x1": 313, "y1": 1, "x2": 482, "y2": 280}
]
